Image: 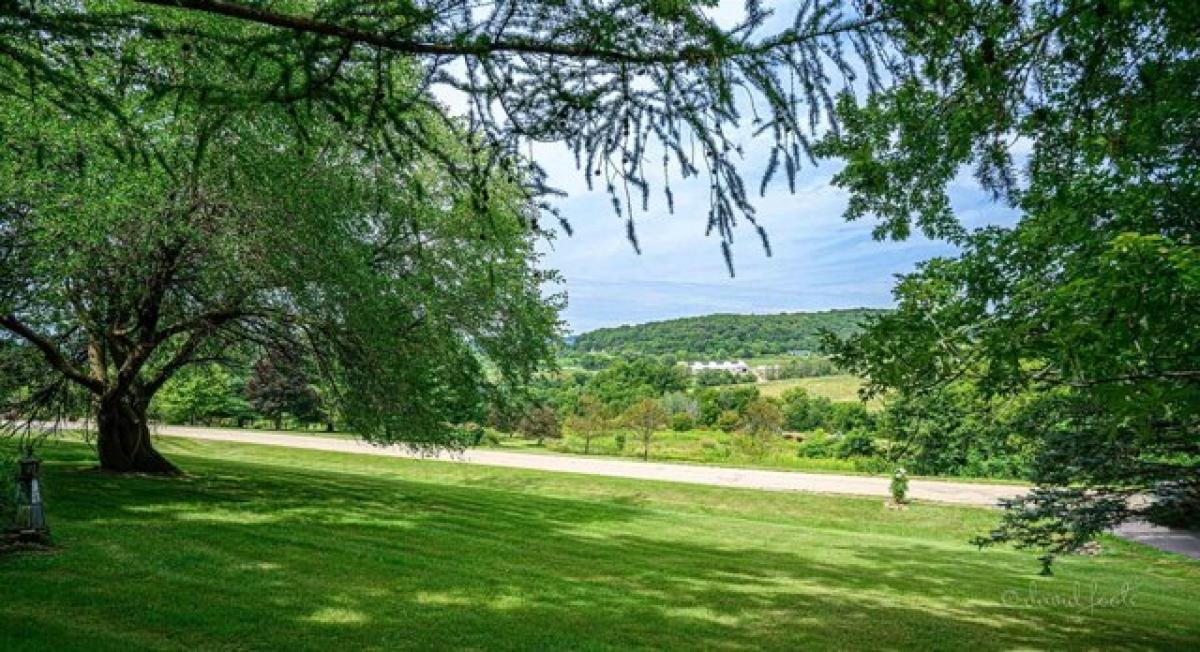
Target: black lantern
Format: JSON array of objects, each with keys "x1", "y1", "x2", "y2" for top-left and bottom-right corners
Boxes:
[{"x1": 8, "y1": 456, "x2": 50, "y2": 543}]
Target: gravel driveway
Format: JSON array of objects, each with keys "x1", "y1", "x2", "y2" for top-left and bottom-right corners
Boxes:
[{"x1": 152, "y1": 425, "x2": 1025, "y2": 507}]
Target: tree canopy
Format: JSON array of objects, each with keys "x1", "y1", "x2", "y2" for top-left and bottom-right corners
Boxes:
[
  {"x1": 1, "y1": 0, "x2": 912, "y2": 270},
  {"x1": 823, "y1": 0, "x2": 1199, "y2": 558},
  {"x1": 0, "y1": 75, "x2": 560, "y2": 471}
]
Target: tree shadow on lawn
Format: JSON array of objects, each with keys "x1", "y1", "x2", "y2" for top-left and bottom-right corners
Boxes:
[{"x1": 4, "y1": 446, "x2": 1198, "y2": 651}]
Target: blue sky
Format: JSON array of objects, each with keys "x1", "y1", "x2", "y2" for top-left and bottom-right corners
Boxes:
[
  {"x1": 522, "y1": 3, "x2": 1020, "y2": 334},
  {"x1": 436, "y1": 2, "x2": 1020, "y2": 334},
  {"x1": 533, "y1": 142, "x2": 1018, "y2": 334}
]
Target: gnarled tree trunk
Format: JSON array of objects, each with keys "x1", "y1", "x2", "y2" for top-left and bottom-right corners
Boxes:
[{"x1": 96, "y1": 395, "x2": 179, "y2": 474}]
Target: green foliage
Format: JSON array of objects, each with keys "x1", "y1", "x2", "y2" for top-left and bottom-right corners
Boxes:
[
  {"x1": 0, "y1": 77, "x2": 561, "y2": 466},
  {"x1": 584, "y1": 358, "x2": 688, "y2": 409},
  {"x1": 779, "y1": 388, "x2": 833, "y2": 432},
  {"x1": 518, "y1": 406, "x2": 562, "y2": 445},
  {"x1": 890, "y1": 468, "x2": 909, "y2": 504},
  {"x1": 874, "y1": 383, "x2": 1032, "y2": 479},
  {"x1": 696, "y1": 386, "x2": 760, "y2": 426},
  {"x1": 571, "y1": 310, "x2": 886, "y2": 358},
  {"x1": 835, "y1": 429, "x2": 877, "y2": 459},
  {"x1": 737, "y1": 398, "x2": 783, "y2": 459},
  {"x1": 820, "y1": 0, "x2": 1200, "y2": 555},
  {"x1": 669, "y1": 413, "x2": 695, "y2": 432},
  {"x1": 564, "y1": 394, "x2": 608, "y2": 454},
  {"x1": 622, "y1": 398, "x2": 668, "y2": 460},
  {"x1": 658, "y1": 392, "x2": 699, "y2": 419},
  {"x1": 152, "y1": 365, "x2": 252, "y2": 426},
  {"x1": 715, "y1": 410, "x2": 740, "y2": 434},
  {"x1": 796, "y1": 430, "x2": 835, "y2": 459},
  {"x1": 759, "y1": 356, "x2": 841, "y2": 381},
  {"x1": 692, "y1": 368, "x2": 756, "y2": 387}
]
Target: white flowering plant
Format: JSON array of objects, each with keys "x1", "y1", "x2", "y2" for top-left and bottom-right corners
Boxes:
[{"x1": 890, "y1": 468, "x2": 909, "y2": 504}]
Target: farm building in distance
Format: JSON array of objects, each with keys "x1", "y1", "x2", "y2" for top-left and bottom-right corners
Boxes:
[{"x1": 688, "y1": 360, "x2": 750, "y2": 374}]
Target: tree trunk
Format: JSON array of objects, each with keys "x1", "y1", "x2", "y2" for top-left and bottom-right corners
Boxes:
[{"x1": 96, "y1": 396, "x2": 180, "y2": 474}]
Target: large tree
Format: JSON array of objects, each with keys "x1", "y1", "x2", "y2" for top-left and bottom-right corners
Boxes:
[
  {"x1": 0, "y1": 1, "x2": 914, "y2": 270},
  {"x1": 0, "y1": 90, "x2": 560, "y2": 472},
  {"x1": 821, "y1": 0, "x2": 1198, "y2": 560}
]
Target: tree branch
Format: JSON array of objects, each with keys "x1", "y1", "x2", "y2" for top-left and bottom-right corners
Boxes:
[
  {"x1": 0, "y1": 314, "x2": 105, "y2": 394},
  {"x1": 136, "y1": 0, "x2": 887, "y2": 65}
]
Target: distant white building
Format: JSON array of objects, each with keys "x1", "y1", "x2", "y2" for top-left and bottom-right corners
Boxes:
[{"x1": 689, "y1": 360, "x2": 750, "y2": 375}]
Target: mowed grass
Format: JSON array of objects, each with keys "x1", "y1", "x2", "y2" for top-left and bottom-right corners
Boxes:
[{"x1": 3, "y1": 438, "x2": 1198, "y2": 651}]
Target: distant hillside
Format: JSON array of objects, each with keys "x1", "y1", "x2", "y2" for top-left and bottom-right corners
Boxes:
[{"x1": 570, "y1": 309, "x2": 888, "y2": 358}]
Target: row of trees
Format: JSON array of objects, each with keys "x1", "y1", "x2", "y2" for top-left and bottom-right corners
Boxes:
[
  {"x1": 152, "y1": 344, "x2": 326, "y2": 431},
  {"x1": 499, "y1": 351, "x2": 1033, "y2": 479}
]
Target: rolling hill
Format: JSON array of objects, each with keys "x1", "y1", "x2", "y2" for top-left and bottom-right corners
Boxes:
[{"x1": 569, "y1": 308, "x2": 887, "y2": 358}]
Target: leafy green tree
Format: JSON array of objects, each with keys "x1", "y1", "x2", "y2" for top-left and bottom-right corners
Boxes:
[
  {"x1": 518, "y1": 405, "x2": 562, "y2": 446},
  {"x1": 0, "y1": 94, "x2": 559, "y2": 472},
  {"x1": 738, "y1": 398, "x2": 783, "y2": 459},
  {"x1": 245, "y1": 344, "x2": 321, "y2": 431},
  {"x1": 669, "y1": 413, "x2": 695, "y2": 433},
  {"x1": 1, "y1": 2, "x2": 905, "y2": 274},
  {"x1": 875, "y1": 383, "x2": 1032, "y2": 479},
  {"x1": 565, "y1": 394, "x2": 608, "y2": 455},
  {"x1": 835, "y1": 429, "x2": 876, "y2": 459},
  {"x1": 777, "y1": 388, "x2": 829, "y2": 432},
  {"x1": 696, "y1": 386, "x2": 760, "y2": 426},
  {"x1": 820, "y1": 0, "x2": 1200, "y2": 558},
  {"x1": 152, "y1": 364, "x2": 249, "y2": 426},
  {"x1": 715, "y1": 410, "x2": 741, "y2": 434},
  {"x1": 622, "y1": 398, "x2": 667, "y2": 461},
  {"x1": 659, "y1": 392, "x2": 699, "y2": 420},
  {"x1": 584, "y1": 358, "x2": 687, "y2": 409}
]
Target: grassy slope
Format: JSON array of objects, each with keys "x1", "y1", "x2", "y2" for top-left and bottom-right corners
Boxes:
[
  {"x1": 748, "y1": 374, "x2": 866, "y2": 401},
  {"x1": 2, "y1": 438, "x2": 1197, "y2": 651}
]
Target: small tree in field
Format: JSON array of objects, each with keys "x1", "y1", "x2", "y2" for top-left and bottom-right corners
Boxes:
[
  {"x1": 245, "y1": 344, "x2": 322, "y2": 431},
  {"x1": 623, "y1": 399, "x2": 667, "y2": 461},
  {"x1": 518, "y1": 406, "x2": 561, "y2": 446},
  {"x1": 565, "y1": 394, "x2": 608, "y2": 455},
  {"x1": 738, "y1": 398, "x2": 783, "y2": 459}
]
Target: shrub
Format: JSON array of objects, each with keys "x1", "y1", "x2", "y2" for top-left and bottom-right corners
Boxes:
[
  {"x1": 613, "y1": 432, "x2": 627, "y2": 451},
  {"x1": 890, "y1": 468, "x2": 909, "y2": 503},
  {"x1": 836, "y1": 428, "x2": 877, "y2": 459},
  {"x1": 670, "y1": 412, "x2": 695, "y2": 432},
  {"x1": 716, "y1": 409, "x2": 740, "y2": 433},
  {"x1": 796, "y1": 429, "x2": 834, "y2": 458},
  {"x1": 660, "y1": 392, "x2": 699, "y2": 419},
  {"x1": 780, "y1": 388, "x2": 834, "y2": 431}
]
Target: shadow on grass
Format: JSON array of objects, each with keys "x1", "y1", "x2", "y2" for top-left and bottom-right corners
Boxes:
[{"x1": 1, "y1": 443, "x2": 1196, "y2": 651}]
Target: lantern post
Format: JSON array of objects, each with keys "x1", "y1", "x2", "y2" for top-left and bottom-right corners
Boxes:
[{"x1": 6, "y1": 456, "x2": 50, "y2": 544}]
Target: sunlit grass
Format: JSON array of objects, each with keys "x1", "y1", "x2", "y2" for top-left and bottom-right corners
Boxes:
[
  {"x1": 749, "y1": 374, "x2": 867, "y2": 402},
  {"x1": 2, "y1": 437, "x2": 1196, "y2": 650}
]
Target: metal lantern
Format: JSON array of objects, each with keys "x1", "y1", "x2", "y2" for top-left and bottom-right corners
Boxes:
[{"x1": 10, "y1": 456, "x2": 49, "y2": 543}]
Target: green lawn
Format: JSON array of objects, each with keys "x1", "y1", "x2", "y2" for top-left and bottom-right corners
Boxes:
[{"x1": 3, "y1": 438, "x2": 1197, "y2": 651}]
